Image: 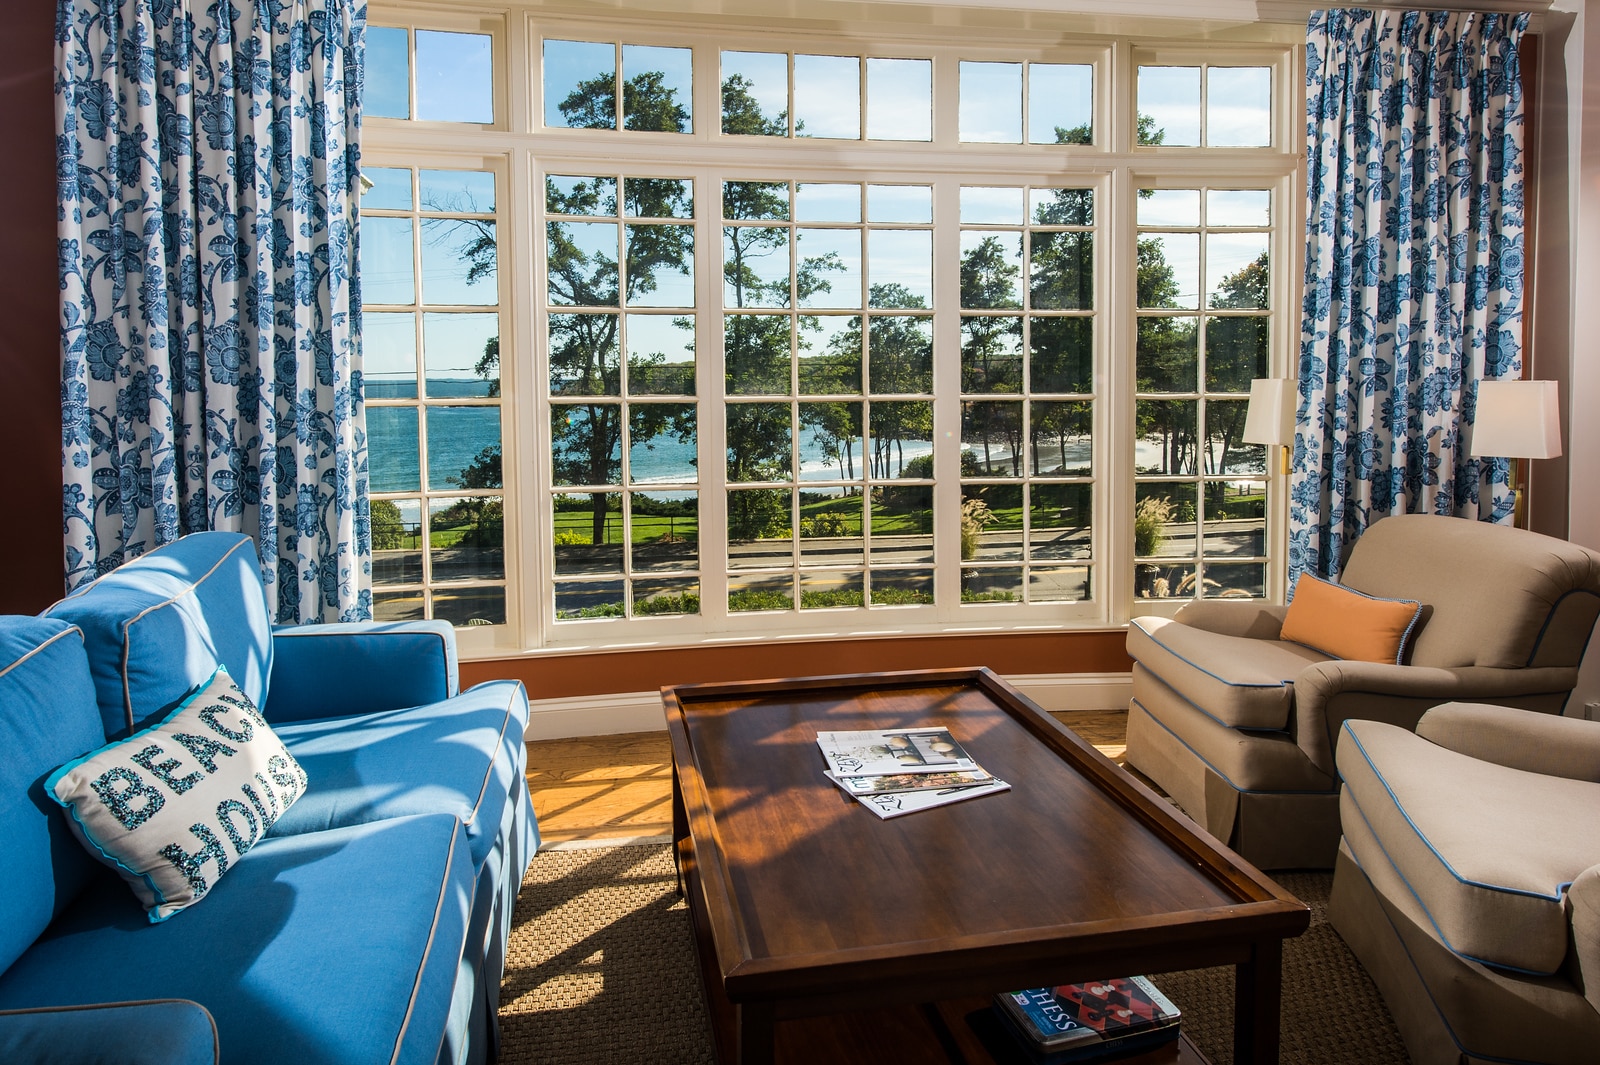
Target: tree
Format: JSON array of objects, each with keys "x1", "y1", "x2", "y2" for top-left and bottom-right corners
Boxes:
[
  {"x1": 1203, "y1": 251, "x2": 1270, "y2": 474},
  {"x1": 371, "y1": 498, "x2": 406, "y2": 551}
]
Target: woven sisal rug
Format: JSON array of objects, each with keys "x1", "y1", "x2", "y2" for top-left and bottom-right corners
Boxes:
[{"x1": 497, "y1": 842, "x2": 1410, "y2": 1065}]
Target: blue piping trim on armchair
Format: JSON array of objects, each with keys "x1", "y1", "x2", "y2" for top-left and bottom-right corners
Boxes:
[
  {"x1": 1131, "y1": 697, "x2": 1338, "y2": 798},
  {"x1": 1524, "y1": 587, "x2": 1600, "y2": 668}
]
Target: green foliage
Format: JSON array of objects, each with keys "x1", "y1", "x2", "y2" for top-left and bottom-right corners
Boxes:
[
  {"x1": 728, "y1": 588, "x2": 794, "y2": 612},
  {"x1": 371, "y1": 499, "x2": 406, "y2": 551},
  {"x1": 1134, "y1": 495, "x2": 1173, "y2": 557},
  {"x1": 557, "y1": 601, "x2": 626, "y2": 619},
  {"x1": 552, "y1": 531, "x2": 588, "y2": 547},
  {"x1": 959, "y1": 588, "x2": 1018, "y2": 603},
  {"x1": 800, "y1": 589, "x2": 864, "y2": 609},
  {"x1": 727, "y1": 489, "x2": 789, "y2": 542},
  {"x1": 960, "y1": 497, "x2": 996, "y2": 561},
  {"x1": 636, "y1": 592, "x2": 700, "y2": 615},
  {"x1": 870, "y1": 586, "x2": 934, "y2": 606}
]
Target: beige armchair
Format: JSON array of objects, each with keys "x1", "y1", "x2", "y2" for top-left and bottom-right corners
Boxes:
[
  {"x1": 1332, "y1": 703, "x2": 1600, "y2": 1064},
  {"x1": 1124, "y1": 513, "x2": 1600, "y2": 869}
]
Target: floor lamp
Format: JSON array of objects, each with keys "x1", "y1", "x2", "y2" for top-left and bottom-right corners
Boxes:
[{"x1": 1468, "y1": 379, "x2": 1562, "y2": 529}]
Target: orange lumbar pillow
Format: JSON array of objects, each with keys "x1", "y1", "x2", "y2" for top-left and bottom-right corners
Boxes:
[{"x1": 1280, "y1": 574, "x2": 1424, "y2": 664}]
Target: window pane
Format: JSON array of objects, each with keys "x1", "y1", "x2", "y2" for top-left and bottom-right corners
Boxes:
[
  {"x1": 961, "y1": 402, "x2": 1024, "y2": 477},
  {"x1": 365, "y1": 313, "x2": 417, "y2": 399},
  {"x1": 556, "y1": 580, "x2": 623, "y2": 619},
  {"x1": 1206, "y1": 236, "x2": 1269, "y2": 309},
  {"x1": 1202, "y1": 400, "x2": 1262, "y2": 475},
  {"x1": 361, "y1": 217, "x2": 415, "y2": 305},
  {"x1": 630, "y1": 404, "x2": 697, "y2": 484},
  {"x1": 421, "y1": 218, "x2": 496, "y2": 305},
  {"x1": 554, "y1": 492, "x2": 623, "y2": 573},
  {"x1": 1203, "y1": 484, "x2": 1265, "y2": 555},
  {"x1": 796, "y1": 228, "x2": 863, "y2": 309},
  {"x1": 368, "y1": 407, "x2": 420, "y2": 493},
  {"x1": 799, "y1": 315, "x2": 862, "y2": 394},
  {"x1": 723, "y1": 180, "x2": 789, "y2": 221},
  {"x1": 1138, "y1": 66, "x2": 1200, "y2": 146},
  {"x1": 801, "y1": 570, "x2": 863, "y2": 608},
  {"x1": 635, "y1": 576, "x2": 700, "y2": 614},
  {"x1": 545, "y1": 40, "x2": 615, "y2": 129},
  {"x1": 722, "y1": 51, "x2": 789, "y2": 136},
  {"x1": 963, "y1": 483, "x2": 1022, "y2": 563},
  {"x1": 1136, "y1": 400, "x2": 1198, "y2": 475},
  {"x1": 1137, "y1": 317, "x2": 1197, "y2": 391},
  {"x1": 724, "y1": 227, "x2": 790, "y2": 308},
  {"x1": 1135, "y1": 483, "x2": 1195, "y2": 559},
  {"x1": 868, "y1": 401, "x2": 933, "y2": 478},
  {"x1": 960, "y1": 61, "x2": 1022, "y2": 143},
  {"x1": 428, "y1": 406, "x2": 500, "y2": 490},
  {"x1": 551, "y1": 406, "x2": 622, "y2": 485},
  {"x1": 430, "y1": 495, "x2": 504, "y2": 581},
  {"x1": 728, "y1": 572, "x2": 793, "y2": 609},
  {"x1": 961, "y1": 233, "x2": 1022, "y2": 309},
  {"x1": 548, "y1": 175, "x2": 617, "y2": 216},
  {"x1": 872, "y1": 486, "x2": 933, "y2": 563},
  {"x1": 1208, "y1": 67, "x2": 1271, "y2": 146},
  {"x1": 866, "y1": 58, "x2": 931, "y2": 141},
  {"x1": 366, "y1": 27, "x2": 410, "y2": 119},
  {"x1": 432, "y1": 588, "x2": 505, "y2": 626},
  {"x1": 1030, "y1": 567, "x2": 1090, "y2": 603},
  {"x1": 625, "y1": 178, "x2": 693, "y2": 219},
  {"x1": 1208, "y1": 189, "x2": 1270, "y2": 227},
  {"x1": 1137, "y1": 189, "x2": 1200, "y2": 227},
  {"x1": 725, "y1": 314, "x2": 791, "y2": 395},
  {"x1": 796, "y1": 183, "x2": 861, "y2": 223},
  {"x1": 963, "y1": 567, "x2": 1023, "y2": 603},
  {"x1": 1030, "y1": 317, "x2": 1092, "y2": 394},
  {"x1": 622, "y1": 45, "x2": 693, "y2": 132},
  {"x1": 795, "y1": 55, "x2": 860, "y2": 139},
  {"x1": 1205, "y1": 316, "x2": 1267, "y2": 393},
  {"x1": 870, "y1": 317, "x2": 933, "y2": 394},
  {"x1": 869, "y1": 230, "x2": 932, "y2": 306},
  {"x1": 727, "y1": 403, "x2": 792, "y2": 481},
  {"x1": 867, "y1": 184, "x2": 932, "y2": 224},
  {"x1": 416, "y1": 31, "x2": 492, "y2": 123},
  {"x1": 633, "y1": 493, "x2": 698, "y2": 571},
  {"x1": 870, "y1": 570, "x2": 933, "y2": 605},
  {"x1": 798, "y1": 403, "x2": 862, "y2": 481},
  {"x1": 374, "y1": 590, "x2": 425, "y2": 621},
  {"x1": 960, "y1": 187, "x2": 1025, "y2": 226},
  {"x1": 1030, "y1": 63, "x2": 1092, "y2": 144},
  {"x1": 363, "y1": 167, "x2": 412, "y2": 210},
  {"x1": 1029, "y1": 484, "x2": 1091, "y2": 560},
  {"x1": 1138, "y1": 233, "x2": 1198, "y2": 309},
  {"x1": 727, "y1": 490, "x2": 793, "y2": 566},
  {"x1": 547, "y1": 221, "x2": 619, "y2": 306},
  {"x1": 961, "y1": 316, "x2": 1022, "y2": 393},
  {"x1": 626, "y1": 313, "x2": 694, "y2": 395},
  {"x1": 423, "y1": 313, "x2": 498, "y2": 398},
  {"x1": 549, "y1": 313, "x2": 619, "y2": 395},
  {"x1": 1029, "y1": 401, "x2": 1092, "y2": 476},
  {"x1": 1031, "y1": 187, "x2": 1094, "y2": 226},
  {"x1": 1030, "y1": 231, "x2": 1093, "y2": 310},
  {"x1": 1203, "y1": 561, "x2": 1265, "y2": 598},
  {"x1": 626, "y1": 223, "x2": 695, "y2": 307},
  {"x1": 371, "y1": 499, "x2": 421, "y2": 582},
  {"x1": 419, "y1": 170, "x2": 495, "y2": 212},
  {"x1": 798, "y1": 490, "x2": 863, "y2": 563}
]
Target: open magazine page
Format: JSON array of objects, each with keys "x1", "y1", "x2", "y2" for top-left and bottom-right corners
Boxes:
[
  {"x1": 828, "y1": 768, "x2": 996, "y2": 795},
  {"x1": 816, "y1": 727, "x2": 980, "y2": 777}
]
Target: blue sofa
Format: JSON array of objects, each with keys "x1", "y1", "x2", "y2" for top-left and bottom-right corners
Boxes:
[{"x1": 0, "y1": 532, "x2": 538, "y2": 1065}]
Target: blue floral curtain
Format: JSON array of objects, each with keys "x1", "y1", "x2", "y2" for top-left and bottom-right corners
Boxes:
[
  {"x1": 1293, "y1": 9, "x2": 1526, "y2": 584},
  {"x1": 56, "y1": 0, "x2": 371, "y2": 622}
]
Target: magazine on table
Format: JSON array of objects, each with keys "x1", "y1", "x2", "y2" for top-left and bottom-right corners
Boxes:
[
  {"x1": 828, "y1": 767, "x2": 996, "y2": 796},
  {"x1": 995, "y1": 976, "x2": 1181, "y2": 1056},
  {"x1": 815, "y1": 727, "x2": 980, "y2": 777},
  {"x1": 845, "y1": 777, "x2": 1012, "y2": 819}
]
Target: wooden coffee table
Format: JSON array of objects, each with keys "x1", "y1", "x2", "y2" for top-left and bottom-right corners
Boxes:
[{"x1": 663, "y1": 667, "x2": 1309, "y2": 1065}]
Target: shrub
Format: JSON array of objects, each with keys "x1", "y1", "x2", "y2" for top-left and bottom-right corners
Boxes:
[
  {"x1": 1134, "y1": 496, "x2": 1173, "y2": 557},
  {"x1": 960, "y1": 497, "x2": 996, "y2": 561}
]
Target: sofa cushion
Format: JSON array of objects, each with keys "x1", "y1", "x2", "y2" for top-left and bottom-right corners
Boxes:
[
  {"x1": 0, "y1": 1000, "x2": 217, "y2": 1065},
  {"x1": 0, "y1": 618, "x2": 106, "y2": 974},
  {"x1": 268, "y1": 679, "x2": 529, "y2": 868},
  {"x1": 1338, "y1": 718, "x2": 1600, "y2": 974},
  {"x1": 47, "y1": 668, "x2": 306, "y2": 922},
  {"x1": 1127, "y1": 616, "x2": 1331, "y2": 730},
  {"x1": 0, "y1": 813, "x2": 474, "y2": 1065},
  {"x1": 1280, "y1": 574, "x2": 1422, "y2": 664},
  {"x1": 45, "y1": 532, "x2": 273, "y2": 739}
]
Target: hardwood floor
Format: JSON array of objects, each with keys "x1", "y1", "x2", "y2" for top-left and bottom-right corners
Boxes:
[{"x1": 526, "y1": 708, "x2": 1131, "y2": 845}]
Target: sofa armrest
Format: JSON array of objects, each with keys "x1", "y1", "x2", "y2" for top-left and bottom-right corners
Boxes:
[
  {"x1": 1416, "y1": 702, "x2": 1600, "y2": 781},
  {"x1": 0, "y1": 1000, "x2": 217, "y2": 1065},
  {"x1": 1171, "y1": 600, "x2": 1289, "y2": 640},
  {"x1": 1568, "y1": 864, "x2": 1600, "y2": 1016},
  {"x1": 264, "y1": 621, "x2": 459, "y2": 724},
  {"x1": 1294, "y1": 661, "x2": 1577, "y2": 777}
]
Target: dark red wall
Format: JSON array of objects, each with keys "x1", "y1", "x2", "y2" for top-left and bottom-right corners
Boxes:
[{"x1": 0, "y1": 3, "x2": 67, "y2": 613}]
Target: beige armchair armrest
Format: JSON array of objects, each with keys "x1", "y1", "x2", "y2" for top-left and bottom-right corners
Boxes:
[
  {"x1": 1567, "y1": 864, "x2": 1600, "y2": 1015},
  {"x1": 1416, "y1": 702, "x2": 1600, "y2": 782},
  {"x1": 1171, "y1": 600, "x2": 1289, "y2": 640},
  {"x1": 1293, "y1": 661, "x2": 1578, "y2": 776}
]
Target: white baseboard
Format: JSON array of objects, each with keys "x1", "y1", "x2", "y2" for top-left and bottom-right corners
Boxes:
[{"x1": 523, "y1": 672, "x2": 1133, "y2": 741}]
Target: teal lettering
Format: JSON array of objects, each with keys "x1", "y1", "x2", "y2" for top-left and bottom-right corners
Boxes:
[
  {"x1": 267, "y1": 754, "x2": 305, "y2": 804},
  {"x1": 198, "y1": 703, "x2": 253, "y2": 743},
  {"x1": 215, "y1": 798, "x2": 259, "y2": 854},
  {"x1": 158, "y1": 823, "x2": 229, "y2": 896},
  {"x1": 130, "y1": 744, "x2": 203, "y2": 795},
  {"x1": 172, "y1": 731, "x2": 237, "y2": 772},
  {"x1": 215, "y1": 691, "x2": 266, "y2": 726},
  {"x1": 252, "y1": 772, "x2": 281, "y2": 819},
  {"x1": 90, "y1": 766, "x2": 166, "y2": 829}
]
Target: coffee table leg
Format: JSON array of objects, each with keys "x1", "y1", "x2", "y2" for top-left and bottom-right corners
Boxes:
[
  {"x1": 734, "y1": 1002, "x2": 775, "y2": 1065},
  {"x1": 1233, "y1": 938, "x2": 1283, "y2": 1065},
  {"x1": 671, "y1": 758, "x2": 687, "y2": 895}
]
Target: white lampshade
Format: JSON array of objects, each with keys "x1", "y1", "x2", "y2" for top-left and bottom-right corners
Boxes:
[
  {"x1": 1469, "y1": 379, "x2": 1562, "y2": 460},
  {"x1": 1242, "y1": 378, "x2": 1296, "y2": 446}
]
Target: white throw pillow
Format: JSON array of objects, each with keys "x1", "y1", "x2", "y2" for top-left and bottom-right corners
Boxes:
[{"x1": 47, "y1": 666, "x2": 307, "y2": 921}]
